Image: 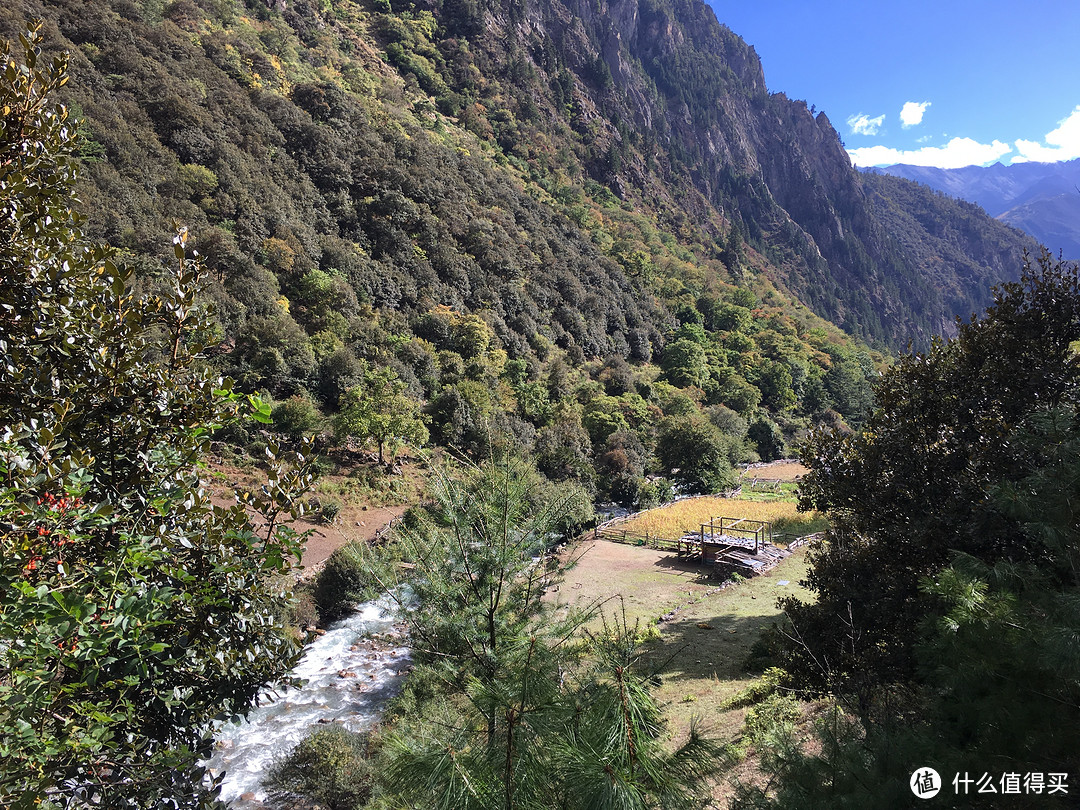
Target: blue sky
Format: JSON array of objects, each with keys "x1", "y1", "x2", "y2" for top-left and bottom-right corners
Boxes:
[{"x1": 704, "y1": 0, "x2": 1080, "y2": 167}]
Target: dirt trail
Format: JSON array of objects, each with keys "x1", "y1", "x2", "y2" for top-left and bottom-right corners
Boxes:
[
  {"x1": 204, "y1": 466, "x2": 408, "y2": 580},
  {"x1": 296, "y1": 503, "x2": 408, "y2": 574}
]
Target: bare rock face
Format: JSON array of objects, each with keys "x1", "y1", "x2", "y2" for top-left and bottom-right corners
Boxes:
[{"x1": 460, "y1": 0, "x2": 1031, "y2": 350}]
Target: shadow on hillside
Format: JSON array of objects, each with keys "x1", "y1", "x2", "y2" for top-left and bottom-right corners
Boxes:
[
  {"x1": 640, "y1": 611, "x2": 781, "y2": 685},
  {"x1": 649, "y1": 554, "x2": 723, "y2": 585}
]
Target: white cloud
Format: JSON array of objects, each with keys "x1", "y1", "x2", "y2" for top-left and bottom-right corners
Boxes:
[
  {"x1": 1013, "y1": 105, "x2": 1080, "y2": 163},
  {"x1": 846, "y1": 113, "x2": 885, "y2": 136},
  {"x1": 847, "y1": 137, "x2": 1012, "y2": 169},
  {"x1": 900, "y1": 101, "x2": 931, "y2": 128}
]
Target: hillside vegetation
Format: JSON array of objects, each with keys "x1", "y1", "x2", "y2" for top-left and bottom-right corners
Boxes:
[
  {"x1": 2, "y1": 2, "x2": 1077, "y2": 808},
  {"x1": 0, "y1": 0, "x2": 1040, "y2": 502}
]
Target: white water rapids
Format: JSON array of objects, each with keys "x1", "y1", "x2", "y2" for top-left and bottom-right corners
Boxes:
[{"x1": 203, "y1": 593, "x2": 412, "y2": 808}]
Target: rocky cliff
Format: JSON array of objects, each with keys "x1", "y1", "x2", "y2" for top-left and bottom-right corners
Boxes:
[
  {"x1": 1, "y1": 0, "x2": 1038, "y2": 353},
  {"x1": 428, "y1": 0, "x2": 1036, "y2": 347}
]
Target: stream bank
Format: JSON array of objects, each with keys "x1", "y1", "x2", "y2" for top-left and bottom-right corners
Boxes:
[{"x1": 203, "y1": 593, "x2": 411, "y2": 808}]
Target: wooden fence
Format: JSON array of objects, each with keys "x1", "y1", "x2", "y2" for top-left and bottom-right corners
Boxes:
[{"x1": 593, "y1": 525, "x2": 683, "y2": 552}]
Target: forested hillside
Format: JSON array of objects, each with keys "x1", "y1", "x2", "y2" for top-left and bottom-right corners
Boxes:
[
  {"x1": 875, "y1": 159, "x2": 1080, "y2": 260},
  {"x1": 4, "y1": 3, "x2": 1076, "y2": 809},
  {"x1": 0, "y1": 0, "x2": 1036, "y2": 493}
]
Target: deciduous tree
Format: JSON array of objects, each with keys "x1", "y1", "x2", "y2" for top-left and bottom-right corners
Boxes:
[
  {"x1": 656, "y1": 414, "x2": 737, "y2": 494},
  {"x1": 335, "y1": 361, "x2": 428, "y2": 464}
]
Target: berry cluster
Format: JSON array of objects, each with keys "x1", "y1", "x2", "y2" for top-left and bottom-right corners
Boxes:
[{"x1": 21, "y1": 492, "x2": 85, "y2": 575}]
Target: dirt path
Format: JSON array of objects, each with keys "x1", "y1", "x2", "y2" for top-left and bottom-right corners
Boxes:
[
  {"x1": 205, "y1": 493, "x2": 408, "y2": 579},
  {"x1": 296, "y1": 503, "x2": 409, "y2": 574}
]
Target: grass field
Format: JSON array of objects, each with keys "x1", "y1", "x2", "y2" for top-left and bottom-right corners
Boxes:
[
  {"x1": 554, "y1": 461, "x2": 823, "y2": 800},
  {"x1": 642, "y1": 551, "x2": 810, "y2": 729},
  {"x1": 619, "y1": 496, "x2": 825, "y2": 545},
  {"x1": 551, "y1": 537, "x2": 815, "y2": 800},
  {"x1": 618, "y1": 460, "x2": 825, "y2": 545}
]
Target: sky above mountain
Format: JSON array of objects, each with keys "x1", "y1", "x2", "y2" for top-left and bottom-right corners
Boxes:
[{"x1": 706, "y1": 0, "x2": 1080, "y2": 169}]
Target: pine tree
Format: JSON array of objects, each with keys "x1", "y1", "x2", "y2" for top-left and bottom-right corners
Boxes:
[{"x1": 376, "y1": 458, "x2": 718, "y2": 809}]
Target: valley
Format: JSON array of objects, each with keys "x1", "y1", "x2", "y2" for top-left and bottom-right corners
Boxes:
[{"x1": 1, "y1": 1, "x2": 1077, "y2": 808}]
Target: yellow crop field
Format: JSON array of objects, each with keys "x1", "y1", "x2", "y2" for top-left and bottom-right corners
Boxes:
[
  {"x1": 739, "y1": 461, "x2": 808, "y2": 482},
  {"x1": 620, "y1": 496, "x2": 805, "y2": 539}
]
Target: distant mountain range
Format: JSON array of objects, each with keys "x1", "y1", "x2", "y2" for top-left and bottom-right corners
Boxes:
[{"x1": 871, "y1": 160, "x2": 1080, "y2": 260}]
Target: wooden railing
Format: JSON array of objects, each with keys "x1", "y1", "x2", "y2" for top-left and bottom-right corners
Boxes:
[
  {"x1": 593, "y1": 525, "x2": 683, "y2": 552},
  {"x1": 696, "y1": 516, "x2": 771, "y2": 553}
]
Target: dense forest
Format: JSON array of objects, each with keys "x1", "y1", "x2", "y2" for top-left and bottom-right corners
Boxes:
[
  {"x1": 2, "y1": 0, "x2": 1074, "y2": 807},
  {"x1": 0, "y1": 0, "x2": 1041, "y2": 506}
]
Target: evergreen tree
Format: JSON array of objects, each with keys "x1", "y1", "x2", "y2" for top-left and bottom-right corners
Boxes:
[
  {"x1": 375, "y1": 458, "x2": 718, "y2": 809},
  {"x1": 783, "y1": 252, "x2": 1080, "y2": 704},
  {"x1": 739, "y1": 253, "x2": 1080, "y2": 807}
]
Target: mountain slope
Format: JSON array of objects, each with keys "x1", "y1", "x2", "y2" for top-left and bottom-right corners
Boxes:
[
  {"x1": 876, "y1": 159, "x2": 1080, "y2": 259},
  {"x1": 379, "y1": 0, "x2": 1037, "y2": 347},
  {"x1": 0, "y1": 0, "x2": 1045, "y2": 469},
  {"x1": 2, "y1": 0, "x2": 1039, "y2": 355}
]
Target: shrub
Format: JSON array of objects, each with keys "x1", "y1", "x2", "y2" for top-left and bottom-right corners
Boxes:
[
  {"x1": 314, "y1": 541, "x2": 371, "y2": 623},
  {"x1": 636, "y1": 477, "x2": 675, "y2": 509},
  {"x1": 740, "y1": 693, "x2": 803, "y2": 751},
  {"x1": 720, "y1": 667, "x2": 792, "y2": 710},
  {"x1": 320, "y1": 498, "x2": 343, "y2": 524},
  {"x1": 272, "y1": 393, "x2": 322, "y2": 438},
  {"x1": 285, "y1": 585, "x2": 320, "y2": 633},
  {"x1": 266, "y1": 725, "x2": 376, "y2": 810}
]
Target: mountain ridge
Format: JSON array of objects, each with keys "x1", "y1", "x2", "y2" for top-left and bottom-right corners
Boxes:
[
  {"x1": 437, "y1": 0, "x2": 1038, "y2": 346},
  {"x1": 873, "y1": 159, "x2": 1080, "y2": 259},
  {"x1": 2, "y1": 0, "x2": 1040, "y2": 352}
]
